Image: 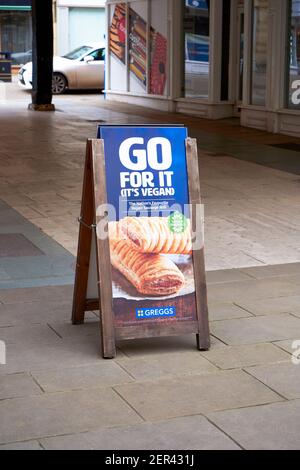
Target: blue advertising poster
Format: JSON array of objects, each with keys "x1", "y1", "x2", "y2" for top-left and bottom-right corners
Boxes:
[
  {"x1": 98, "y1": 126, "x2": 197, "y2": 328},
  {"x1": 186, "y1": 0, "x2": 209, "y2": 10}
]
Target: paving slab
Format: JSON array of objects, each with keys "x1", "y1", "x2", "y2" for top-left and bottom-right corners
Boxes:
[
  {"x1": 236, "y1": 296, "x2": 300, "y2": 316},
  {"x1": 211, "y1": 314, "x2": 300, "y2": 345},
  {"x1": 208, "y1": 400, "x2": 300, "y2": 450},
  {"x1": 0, "y1": 202, "x2": 75, "y2": 288},
  {"x1": 241, "y1": 263, "x2": 300, "y2": 280},
  {"x1": 273, "y1": 340, "x2": 298, "y2": 355},
  {"x1": 207, "y1": 278, "x2": 300, "y2": 304},
  {"x1": 0, "y1": 275, "x2": 75, "y2": 290},
  {"x1": 41, "y1": 415, "x2": 240, "y2": 450},
  {"x1": 206, "y1": 270, "x2": 252, "y2": 284},
  {"x1": 0, "y1": 255, "x2": 74, "y2": 280},
  {"x1": 0, "y1": 441, "x2": 42, "y2": 451},
  {"x1": 48, "y1": 321, "x2": 100, "y2": 339},
  {"x1": 32, "y1": 363, "x2": 133, "y2": 393},
  {"x1": 0, "y1": 233, "x2": 44, "y2": 258},
  {"x1": 115, "y1": 370, "x2": 282, "y2": 421},
  {"x1": 116, "y1": 352, "x2": 218, "y2": 381},
  {"x1": 0, "y1": 388, "x2": 141, "y2": 445},
  {"x1": 0, "y1": 324, "x2": 61, "y2": 346},
  {"x1": 0, "y1": 285, "x2": 74, "y2": 304},
  {"x1": 117, "y1": 334, "x2": 225, "y2": 358},
  {"x1": 0, "y1": 335, "x2": 111, "y2": 375},
  {"x1": 200, "y1": 343, "x2": 291, "y2": 370},
  {"x1": 0, "y1": 267, "x2": 11, "y2": 281},
  {"x1": 246, "y1": 362, "x2": 300, "y2": 399},
  {"x1": 0, "y1": 373, "x2": 42, "y2": 400},
  {"x1": 0, "y1": 301, "x2": 96, "y2": 327},
  {"x1": 4, "y1": 88, "x2": 300, "y2": 271},
  {"x1": 208, "y1": 303, "x2": 253, "y2": 321}
]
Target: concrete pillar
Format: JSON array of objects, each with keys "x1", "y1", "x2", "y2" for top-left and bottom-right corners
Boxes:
[{"x1": 30, "y1": 0, "x2": 55, "y2": 111}]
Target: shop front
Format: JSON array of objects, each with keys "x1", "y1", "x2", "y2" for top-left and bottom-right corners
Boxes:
[
  {"x1": 56, "y1": 0, "x2": 106, "y2": 56},
  {"x1": 105, "y1": 0, "x2": 300, "y2": 137},
  {"x1": 240, "y1": 0, "x2": 300, "y2": 136},
  {"x1": 0, "y1": 0, "x2": 32, "y2": 65}
]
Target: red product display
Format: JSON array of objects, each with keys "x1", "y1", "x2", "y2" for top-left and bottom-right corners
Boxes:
[
  {"x1": 150, "y1": 31, "x2": 167, "y2": 96},
  {"x1": 110, "y1": 3, "x2": 127, "y2": 64}
]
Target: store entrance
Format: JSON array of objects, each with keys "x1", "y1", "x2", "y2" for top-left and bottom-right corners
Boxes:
[{"x1": 234, "y1": 2, "x2": 245, "y2": 115}]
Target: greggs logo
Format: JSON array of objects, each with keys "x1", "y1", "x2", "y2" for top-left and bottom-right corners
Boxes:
[{"x1": 136, "y1": 307, "x2": 176, "y2": 319}]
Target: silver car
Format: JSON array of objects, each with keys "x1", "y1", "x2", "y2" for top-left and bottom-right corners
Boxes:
[{"x1": 18, "y1": 43, "x2": 105, "y2": 94}]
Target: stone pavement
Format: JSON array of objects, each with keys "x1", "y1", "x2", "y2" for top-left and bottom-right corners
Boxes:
[
  {"x1": 0, "y1": 200, "x2": 74, "y2": 289},
  {"x1": 0, "y1": 266, "x2": 300, "y2": 450},
  {"x1": 0, "y1": 82, "x2": 300, "y2": 450},
  {"x1": 1, "y1": 83, "x2": 300, "y2": 269}
]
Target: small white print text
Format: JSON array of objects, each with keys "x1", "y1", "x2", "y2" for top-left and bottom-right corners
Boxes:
[{"x1": 105, "y1": 454, "x2": 195, "y2": 467}]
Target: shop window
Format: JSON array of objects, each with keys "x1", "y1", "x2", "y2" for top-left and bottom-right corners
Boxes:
[
  {"x1": 108, "y1": 1, "x2": 168, "y2": 96},
  {"x1": 183, "y1": 0, "x2": 210, "y2": 99},
  {"x1": 69, "y1": 8, "x2": 106, "y2": 52},
  {"x1": 221, "y1": 0, "x2": 231, "y2": 101},
  {"x1": 287, "y1": 0, "x2": 300, "y2": 108},
  {"x1": 0, "y1": 11, "x2": 32, "y2": 65},
  {"x1": 150, "y1": 0, "x2": 168, "y2": 96},
  {"x1": 129, "y1": 1, "x2": 148, "y2": 93},
  {"x1": 251, "y1": 0, "x2": 268, "y2": 106}
]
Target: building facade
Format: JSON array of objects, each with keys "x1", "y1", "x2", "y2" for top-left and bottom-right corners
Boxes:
[
  {"x1": 0, "y1": 0, "x2": 32, "y2": 64},
  {"x1": 56, "y1": 0, "x2": 106, "y2": 56},
  {"x1": 105, "y1": 0, "x2": 300, "y2": 137}
]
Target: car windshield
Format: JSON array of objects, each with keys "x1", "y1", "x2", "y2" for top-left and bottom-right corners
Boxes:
[{"x1": 63, "y1": 46, "x2": 93, "y2": 60}]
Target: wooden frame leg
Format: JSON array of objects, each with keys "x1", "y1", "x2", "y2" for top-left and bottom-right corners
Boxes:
[
  {"x1": 186, "y1": 138, "x2": 210, "y2": 352},
  {"x1": 72, "y1": 141, "x2": 95, "y2": 325},
  {"x1": 92, "y1": 140, "x2": 117, "y2": 359}
]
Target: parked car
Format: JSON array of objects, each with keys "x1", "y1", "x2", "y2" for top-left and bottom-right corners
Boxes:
[
  {"x1": 18, "y1": 43, "x2": 105, "y2": 94},
  {"x1": 11, "y1": 50, "x2": 32, "y2": 66}
]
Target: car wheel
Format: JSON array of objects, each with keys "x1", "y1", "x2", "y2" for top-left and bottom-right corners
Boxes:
[{"x1": 52, "y1": 73, "x2": 67, "y2": 94}]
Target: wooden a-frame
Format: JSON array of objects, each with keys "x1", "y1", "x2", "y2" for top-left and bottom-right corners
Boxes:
[{"x1": 72, "y1": 138, "x2": 210, "y2": 359}]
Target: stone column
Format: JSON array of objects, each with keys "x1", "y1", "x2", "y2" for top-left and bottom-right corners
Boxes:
[{"x1": 29, "y1": 0, "x2": 55, "y2": 111}]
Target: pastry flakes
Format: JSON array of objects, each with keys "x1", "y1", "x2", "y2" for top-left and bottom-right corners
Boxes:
[
  {"x1": 109, "y1": 222, "x2": 185, "y2": 296},
  {"x1": 119, "y1": 217, "x2": 192, "y2": 254}
]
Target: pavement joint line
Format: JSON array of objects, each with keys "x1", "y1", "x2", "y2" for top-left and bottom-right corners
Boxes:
[
  {"x1": 233, "y1": 302, "x2": 256, "y2": 316},
  {"x1": 241, "y1": 368, "x2": 289, "y2": 402},
  {"x1": 271, "y1": 342, "x2": 293, "y2": 356},
  {"x1": 203, "y1": 415, "x2": 244, "y2": 450},
  {"x1": 29, "y1": 372, "x2": 46, "y2": 394},
  {"x1": 112, "y1": 387, "x2": 147, "y2": 423},
  {"x1": 209, "y1": 333, "x2": 229, "y2": 347},
  {"x1": 240, "y1": 251, "x2": 265, "y2": 264},
  {"x1": 114, "y1": 360, "x2": 140, "y2": 381},
  {"x1": 249, "y1": 312, "x2": 294, "y2": 318},
  {"x1": 236, "y1": 271, "x2": 254, "y2": 281},
  {"x1": 209, "y1": 314, "x2": 254, "y2": 322},
  {"x1": 0, "y1": 396, "x2": 25, "y2": 404},
  {"x1": 117, "y1": 346, "x2": 133, "y2": 359},
  {"x1": 197, "y1": 353, "x2": 224, "y2": 371},
  {"x1": 205, "y1": 399, "x2": 288, "y2": 416},
  {"x1": 46, "y1": 323, "x2": 63, "y2": 339},
  {"x1": 0, "y1": 438, "x2": 44, "y2": 450},
  {"x1": 287, "y1": 312, "x2": 300, "y2": 320},
  {"x1": 0, "y1": 430, "x2": 90, "y2": 448},
  {"x1": 37, "y1": 441, "x2": 45, "y2": 450}
]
